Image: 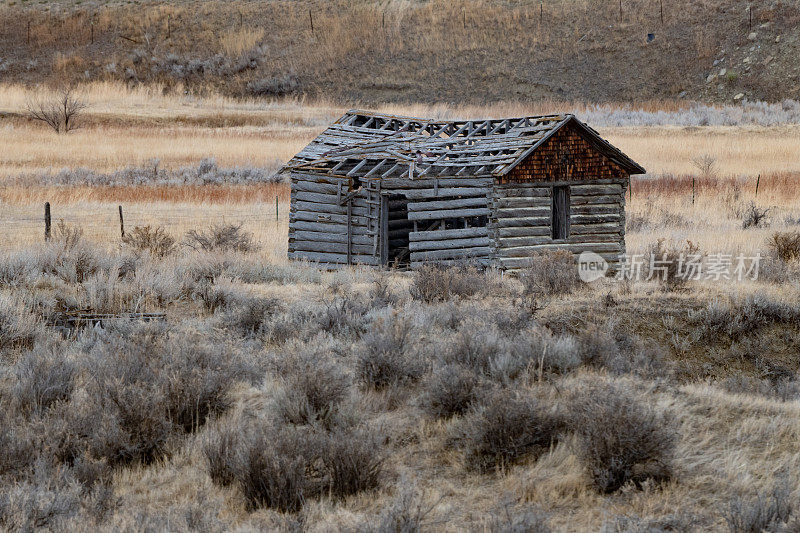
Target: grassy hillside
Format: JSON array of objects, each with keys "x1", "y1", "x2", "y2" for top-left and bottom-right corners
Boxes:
[{"x1": 1, "y1": 0, "x2": 799, "y2": 104}]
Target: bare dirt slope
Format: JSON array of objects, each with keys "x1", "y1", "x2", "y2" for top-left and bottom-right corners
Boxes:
[{"x1": 1, "y1": 0, "x2": 798, "y2": 104}]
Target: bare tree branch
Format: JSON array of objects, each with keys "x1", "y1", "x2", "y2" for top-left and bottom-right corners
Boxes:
[{"x1": 26, "y1": 86, "x2": 87, "y2": 134}]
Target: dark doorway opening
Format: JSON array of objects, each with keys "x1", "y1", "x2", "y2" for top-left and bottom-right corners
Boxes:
[
  {"x1": 386, "y1": 194, "x2": 412, "y2": 267},
  {"x1": 552, "y1": 185, "x2": 570, "y2": 240}
]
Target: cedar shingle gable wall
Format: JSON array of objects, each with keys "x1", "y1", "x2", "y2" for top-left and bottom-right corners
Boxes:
[{"x1": 500, "y1": 122, "x2": 629, "y2": 184}]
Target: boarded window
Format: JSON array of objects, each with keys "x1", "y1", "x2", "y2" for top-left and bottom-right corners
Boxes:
[{"x1": 551, "y1": 186, "x2": 570, "y2": 240}]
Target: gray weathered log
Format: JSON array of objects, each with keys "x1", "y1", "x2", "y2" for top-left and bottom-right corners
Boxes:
[
  {"x1": 411, "y1": 257, "x2": 491, "y2": 269},
  {"x1": 493, "y1": 216, "x2": 551, "y2": 228},
  {"x1": 409, "y1": 227, "x2": 489, "y2": 241},
  {"x1": 495, "y1": 242, "x2": 621, "y2": 258},
  {"x1": 492, "y1": 197, "x2": 551, "y2": 209},
  {"x1": 396, "y1": 187, "x2": 490, "y2": 200},
  {"x1": 407, "y1": 197, "x2": 487, "y2": 212},
  {"x1": 409, "y1": 236, "x2": 490, "y2": 252},
  {"x1": 289, "y1": 220, "x2": 369, "y2": 235},
  {"x1": 495, "y1": 207, "x2": 551, "y2": 219},
  {"x1": 408, "y1": 207, "x2": 490, "y2": 221},
  {"x1": 288, "y1": 250, "x2": 381, "y2": 265},
  {"x1": 410, "y1": 246, "x2": 492, "y2": 261},
  {"x1": 291, "y1": 210, "x2": 369, "y2": 226},
  {"x1": 289, "y1": 230, "x2": 374, "y2": 245}
]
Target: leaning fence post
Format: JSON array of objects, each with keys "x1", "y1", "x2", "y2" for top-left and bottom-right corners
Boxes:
[
  {"x1": 44, "y1": 202, "x2": 51, "y2": 241},
  {"x1": 755, "y1": 174, "x2": 761, "y2": 197},
  {"x1": 118, "y1": 205, "x2": 125, "y2": 238}
]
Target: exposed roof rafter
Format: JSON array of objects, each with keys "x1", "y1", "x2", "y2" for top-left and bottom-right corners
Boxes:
[{"x1": 278, "y1": 110, "x2": 646, "y2": 179}]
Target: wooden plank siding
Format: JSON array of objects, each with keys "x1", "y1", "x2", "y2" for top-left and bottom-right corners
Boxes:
[
  {"x1": 489, "y1": 179, "x2": 628, "y2": 271},
  {"x1": 286, "y1": 114, "x2": 635, "y2": 274},
  {"x1": 404, "y1": 186, "x2": 492, "y2": 268},
  {"x1": 288, "y1": 173, "x2": 380, "y2": 266}
]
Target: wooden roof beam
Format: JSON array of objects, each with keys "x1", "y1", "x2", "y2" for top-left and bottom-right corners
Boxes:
[
  {"x1": 330, "y1": 159, "x2": 349, "y2": 173},
  {"x1": 381, "y1": 162, "x2": 402, "y2": 178},
  {"x1": 346, "y1": 159, "x2": 369, "y2": 177},
  {"x1": 363, "y1": 158, "x2": 388, "y2": 178},
  {"x1": 489, "y1": 119, "x2": 510, "y2": 135}
]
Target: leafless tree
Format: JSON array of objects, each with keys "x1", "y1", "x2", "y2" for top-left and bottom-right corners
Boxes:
[
  {"x1": 26, "y1": 86, "x2": 87, "y2": 133},
  {"x1": 691, "y1": 154, "x2": 718, "y2": 180}
]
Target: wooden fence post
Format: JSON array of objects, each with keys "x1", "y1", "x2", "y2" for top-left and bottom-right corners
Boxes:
[
  {"x1": 118, "y1": 205, "x2": 125, "y2": 238},
  {"x1": 44, "y1": 202, "x2": 51, "y2": 241},
  {"x1": 660, "y1": 0, "x2": 664, "y2": 24},
  {"x1": 275, "y1": 195, "x2": 279, "y2": 221},
  {"x1": 692, "y1": 177, "x2": 695, "y2": 204},
  {"x1": 755, "y1": 174, "x2": 761, "y2": 197},
  {"x1": 309, "y1": 9, "x2": 314, "y2": 34}
]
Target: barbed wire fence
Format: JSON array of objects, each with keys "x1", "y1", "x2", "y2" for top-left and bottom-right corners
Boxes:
[{"x1": 0, "y1": 200, "x2": 290, "y2": 251}]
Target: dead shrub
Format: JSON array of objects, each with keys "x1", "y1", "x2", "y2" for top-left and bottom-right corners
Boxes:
[
  {"x1": 12, "y1": 345, "x2": 76, "y2": 416},
  {"x1": 418, "y1": 365, "x2": 482, "y2": 419},
  {"x1": 223, "y1": 296, "x2": 280, "y2": 337},
  {"x1": 275, "y1": 351, "x2": 351, "y2": 426},
  {"x1": 645, "y1": 239, "x2": 701, "y2": 291},
  {"x1": 247, "y1": 73, "x2": 301, "y2": 97},
  {"x1": 184, "y1": 224, "x2": 258, "y2": 253},
  {"x1": 410, "y1": 264, "x2": 484, "y2": 303},
  {"x1": 357, "y1": 317, "x2": 424, "y2": 389},
  {"x1": 83, "y1": 324, "x2": 246, "y2": 466},
  {"x1": 0, "y1": 294, "x2": 38, "y2": 352},
  {"x1": 519, "y1": 251, "x2": 579, "y2": 297},
  {"x1": 361, "y1": 485, "x2": 436, "y2": 533},
  {"x1": 443, "y1": 326, "x2": 504, "y2": 374},
  {"x1": 122, "y1": 225, "x2": 176, "y2": 257},
  {"x1": 567, "y1": 382, "x2": 675, "y2": 493},
  {"x1": 53, "y1": 220, "x2": 83, "y2": 250},
  {"x1": 724, "y1": 484, "x2": 794, "y2": 533},
  {"x1": 741, "y1": 202, "x2": 770, "y2": 229},
  {"x1": 488, "y1": 503, "x2": 551, "y2": 533},
  {"x1": 0, "y1": 467, "x2": 84, "y2": 531},
  {"x1": 223, "y1": 424, "x2": 383, "y2": 513},
  {"x1": 203, "y1": 419, "x2": 243, "y2": 487},
  {"x1": 315, "y1": 294, "x2": 372, "y2": 337},
  {"x1": 320, "y1": 428, "x2": 383, "y2": 498},
  {"x1": 455, "y1": 389, "x2": 561, "y2": 472},
  {"x1": 235, "y1": 427, "x2": 315, "y2": 513},
  {"x1": 497, "y1": 329, "x2": 580, "y2": 382},
  {"x1": 768, "y1": 231, "x2": 800, "y2": 263}
]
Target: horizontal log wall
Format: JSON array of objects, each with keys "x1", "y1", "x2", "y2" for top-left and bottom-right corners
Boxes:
[
  {"x1": 489, "y1": 179, "x2": 628, "y2": 271},
  {"x1": 385, "y1": 178, "x2": 492, "y2": 269},
  {"x1": 288, "y1": 172, "x2": 379, "y2": 266}
]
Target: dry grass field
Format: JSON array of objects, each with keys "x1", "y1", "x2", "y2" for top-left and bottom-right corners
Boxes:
[{"x1": 2, "y1": 82, "x2": 800, "y2": 531}]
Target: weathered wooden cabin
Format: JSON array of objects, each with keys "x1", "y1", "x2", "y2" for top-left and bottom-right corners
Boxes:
[{"x1": 281, "y1": 110, "x2": 645, "y2": 271}]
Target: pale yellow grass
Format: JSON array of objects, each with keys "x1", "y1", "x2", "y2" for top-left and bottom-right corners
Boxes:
[
  {"x1": 3, "y1": 83, "x2": 800, "y2": 179},
  {"x1": 626, "y1": 190, "x2": 800, "y2": 257},
  {"x1": 1, "y1": 124, "x2": 307, "y2": 175},
  {"x1": 0, "y1": 201, "x2": 289, "y2": 260},
  {"x1": 604, "y1": 126, "x2": 800, "y2": 176},
  {"x1": 219, "y1": 27, "x2": 265, "y2": 57}
]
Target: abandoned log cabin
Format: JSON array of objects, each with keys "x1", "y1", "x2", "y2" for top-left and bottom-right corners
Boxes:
[{"x1": 281, "y1": 110, "x2": 645, "y2": 270}]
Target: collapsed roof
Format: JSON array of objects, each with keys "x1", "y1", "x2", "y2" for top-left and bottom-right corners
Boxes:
[{"x1": 280, "y1": 109, "x2": 645, "y2": 180}]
